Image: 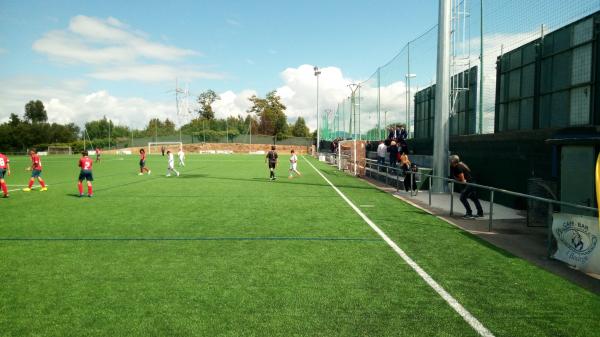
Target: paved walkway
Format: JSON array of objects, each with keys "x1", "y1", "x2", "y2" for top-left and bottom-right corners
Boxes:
[{"x1": 362, "y1": 176, "x2": 600, "y2": 295}]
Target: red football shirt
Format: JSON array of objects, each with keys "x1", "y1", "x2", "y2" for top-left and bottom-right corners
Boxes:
[
  {"x1": 31, "y1": 154, "x2": 42, "y2": 170},
  {"x1": 140, "y1": 152, "x2": 146, "y2": 160},
  {"x1": 79, "y1": 157, "x2": 93, "y2": 171},
  {"x1": 0, "y1": 154, "x2": 9, "y2": 169}
]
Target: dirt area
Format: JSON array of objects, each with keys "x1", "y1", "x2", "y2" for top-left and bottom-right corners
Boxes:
[{"x1": 107, "y1": 143, "x2": 310, "y2": 155}]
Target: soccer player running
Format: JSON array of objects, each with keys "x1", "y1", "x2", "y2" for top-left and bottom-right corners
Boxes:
[
  {"x1": 288, "y1": 149, "x2": 302, "y2": 179},
  {"x1": 0, "y1": 152, "x2": 11, "y2": 198},
  {"x1": 166, "y1": 150, "x2": 180, "y2": 177},
  {"x1": 138, "y1": 148, "x2": 151, "y2": 175},
  {"x1": 23, "y1": 149, "x2": 47, "y2": 192},
  {"x1": 266, "y1": 145, "x2": 278, "y2": 181},
  {"x1": 78, "y1": 151, "x2": 94, "y2": 197},
  {"x1": 177, "y1": 147, "x2": 185, "y2": 167}
]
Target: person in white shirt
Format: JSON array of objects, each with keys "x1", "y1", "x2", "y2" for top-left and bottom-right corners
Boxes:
[
  {"x1": 376, "y1": 141, "x2": 387, "y2": 167},
  {"x1": 177, "y1": 148, "x2": 185, "y2": 167},
  {"x1": 288, "y1": 149, "x2": 301, "y2": 178},
  {"x1": 166, "y1": 150, "x2": 180, "y2": 177}
]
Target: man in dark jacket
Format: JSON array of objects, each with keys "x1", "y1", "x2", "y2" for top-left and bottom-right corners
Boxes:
[{"x1": 450, "y1": 155, "x2": 484, "y2": 219}]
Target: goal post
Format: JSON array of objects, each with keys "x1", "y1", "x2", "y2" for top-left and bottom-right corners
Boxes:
[
  {"x1": 47, "y1": 146, "x2": 72, "y2": 155},
  {"x1": 147, "y1": 142, "x2": 183, "y2": 154},
  {"x1": 338, "y1": 140, "x2": 366, "y2": 176}
]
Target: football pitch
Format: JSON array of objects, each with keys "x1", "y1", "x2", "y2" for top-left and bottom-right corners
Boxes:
[{"x1": 1, "y1": 154, "x2": 599, "y2": 337}]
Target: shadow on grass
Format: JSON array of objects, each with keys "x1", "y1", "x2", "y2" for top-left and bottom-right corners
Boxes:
[
  {"x1": 202, "y1": 175, "x2": 374, "y2": 190},
  {"x1": 455, "y1": 229, "x2": 517, "y2": 259}
]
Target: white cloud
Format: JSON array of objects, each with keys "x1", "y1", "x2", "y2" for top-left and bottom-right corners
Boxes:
[
  {"x1": 89, "y1": 65, "x2": 224, "y2": 82},
  {"x1": 0, "y1": 77, "x2": 174, "y2": 129},
  {"x1": 226, "y1": 19, "x2": 241, "y2": 26},
  {"x1": 212, "y1": 89, "x2": 257, "y2": 119},
  {"x1": 34, "y1": 15, "x2": 199, "y2": 64},
  {"x1": 31, "y1": 15, "x2": 213, "y2": 83}
]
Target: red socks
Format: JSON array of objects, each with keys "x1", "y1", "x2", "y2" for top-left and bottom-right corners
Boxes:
[
  {"x1": 87, "y1": 184, "x2": 93, "y2": 196},
  {"x1": 28, "y1": 179, "x2": 33, "y2": 188},
  {"x1": 1, "y1": 181, "x2": 7, "y2": 195},
  {"x1": 78, "y1": 181, "x2": 83, "y2": 195},
  {"x1": 39, "y1": 179, "x2": 46, "y2": 188}
]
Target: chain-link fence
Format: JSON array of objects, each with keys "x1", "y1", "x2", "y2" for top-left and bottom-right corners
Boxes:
[{"x1": 320, "y1": 0, "x2": 600, "y2": 141}]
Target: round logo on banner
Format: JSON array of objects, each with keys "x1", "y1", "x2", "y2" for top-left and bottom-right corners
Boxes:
[{"x1": 556, "y1": 220, "x2": 598, "y2": 256}]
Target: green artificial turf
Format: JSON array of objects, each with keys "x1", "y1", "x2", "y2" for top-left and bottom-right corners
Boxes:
[{"x1": 0, "y1": 154, "x2": 598, "y2": 337}]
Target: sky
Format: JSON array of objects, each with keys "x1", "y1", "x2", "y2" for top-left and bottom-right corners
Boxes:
[
  {"x1": 1, "y1": 0, "x2": 597, "y2": 134},
  {"x1": 0, "y1": 0, "x2": 439, "y2": 131}
]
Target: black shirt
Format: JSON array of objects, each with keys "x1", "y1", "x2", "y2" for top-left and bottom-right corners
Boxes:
[
  {"x1": 267, "y1": 150, "x2": 278, "y2": 163},
  {"x1": 451, "y1": 162, "x2": 473, "y2": 182}
]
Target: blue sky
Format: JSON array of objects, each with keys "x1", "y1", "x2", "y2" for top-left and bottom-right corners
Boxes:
[
  {"x1": 3, "y1": 0, "x2": 437, "y2": 93},
  {"x1": 1, "y1": 0, "x2": 597, "y2": 131}
]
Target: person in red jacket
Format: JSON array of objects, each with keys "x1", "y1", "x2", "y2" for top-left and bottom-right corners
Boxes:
[{"x1": 78, "y1": 151, "x2": 94, "y2": 198}]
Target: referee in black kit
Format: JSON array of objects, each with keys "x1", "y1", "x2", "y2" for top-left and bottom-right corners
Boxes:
[{"x1": 266, "y1": 145, "x2": 278, "y2": 181}]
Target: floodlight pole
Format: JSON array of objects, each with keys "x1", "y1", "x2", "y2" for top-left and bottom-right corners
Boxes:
[
  {"x1": 247, "y1": 111, "x2": 252, "y2": 145},
  {"x1": 108, "y1": 118, "x2": 111, "y2": 151},
  {"x1": 433, "y1": 0, "x2": 452, "y2": 193},
  {"x1": 314, "y1": 66, "x2": 321, "y2": 152},
  {"x1": 405, "y1": 73, "x2": 416, "y2": 138},
  {"x1": 347, "y1": 83, "x2": 360, "y2": 140}
]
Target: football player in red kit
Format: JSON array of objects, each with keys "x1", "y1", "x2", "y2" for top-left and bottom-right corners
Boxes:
[
  {"x1": 23, "y1": 149, "x2": 47, "y2": 192},
  {"x1": 78, "y1": 151, "x2": 94, "y2": 198},
  {"x1": 0, "y1": 152, "x2": 10, "y2": 198}
]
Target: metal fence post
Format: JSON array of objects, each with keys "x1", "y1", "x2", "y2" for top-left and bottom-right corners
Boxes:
[
  {"x1": 547, "y1": 202, "x2": 554, "y2": 258},
  {"x1": 488, "y1": 190, "x2": 494, "y2": 232},
  {"x1": 449, "y1": 181, "x2": 454, "y2": 216},
  {"x1": 428, "y1": 175, "x2": 432, "y2": 206},
  {"x1": 385, "y1": 167, "x2": 389, "y2": 185}
]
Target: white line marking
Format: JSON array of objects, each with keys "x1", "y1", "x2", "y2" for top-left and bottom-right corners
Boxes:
[{"x1": 303, "y1": 156, "x2": 495, "y2": 337}]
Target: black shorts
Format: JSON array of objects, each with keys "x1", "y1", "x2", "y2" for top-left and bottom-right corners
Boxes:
[
  {"x1": 139, "y1": 159, "x2": 146, "y2": 168},
  {"x1": 79, "y1": 170, "x2": 93, "y2": 181},
  {"x1": 268, "y1": 162, "x2": 276, "y2": 169},
  {"x1": 0, "y1": 169, "x2": 6, "y2": 179}
]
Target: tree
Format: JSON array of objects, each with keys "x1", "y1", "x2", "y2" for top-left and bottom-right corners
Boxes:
[
  {"x1": 144, "y1": 118, "x2": 176, "y2": 137},
  {"x1": 197, "y1": 90, "x2": 220, "y2": 120},
  {"x1": 291, "y1": 117, "x2": 310, "y2": 137},
  {"x1": 24, "y1": 100, "x2": 48, "y2": 123},
  {"x1": 248, "y1": 91, "x2": 288, "y2": 139},
  {"x1": 8, "y1": 113, "x2": 21, "y2": 127}
]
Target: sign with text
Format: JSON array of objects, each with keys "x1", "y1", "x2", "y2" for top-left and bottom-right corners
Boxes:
[{"x1": 552, "y1": 213, "x2": 600, "y2": 275}]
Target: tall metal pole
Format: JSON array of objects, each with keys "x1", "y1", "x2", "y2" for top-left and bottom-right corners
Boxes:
[
  {"x1": 108, "y1": 119, "x2": 111, "y2": 151},
  {"x1": 478, "y1": 0, "x2": 484, "y2": 134},
  {"x1": 407, "y1": 41, "x2": 411, "y2": 138},
  {"x1": 358, "y1": 85, "x2": 361, "y2": 140},
  {"x1": 377, "y1": 67, "x2": 381, "y2": 139},
  {"x1": 314, "y1": 66, "x2": 321, "y2": 152},
  {"x1": 433, "y1": 0, "x2": 452, "y2": 193}
]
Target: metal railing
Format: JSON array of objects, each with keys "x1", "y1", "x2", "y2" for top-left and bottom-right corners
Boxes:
[{"x1": 358, "y1": 157, "x2": 598, "y2": 256}]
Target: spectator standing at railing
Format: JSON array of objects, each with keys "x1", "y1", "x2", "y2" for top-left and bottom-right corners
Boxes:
[
  {"x1": 388, "y1": 141, "x2": 398, "y2": 167},
  {"x1": 450, "y1": 155, "x2": 484, "y2": 219},
  {"x1": 376, "y1": 141, "x2": 387, "y2": 167}
]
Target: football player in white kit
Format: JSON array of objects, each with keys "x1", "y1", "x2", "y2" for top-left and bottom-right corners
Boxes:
[
  {"x1": 166, "y1": 150, "x2": 180, "y2": 177},
  {"x1": 288, "y1": 149, "x2": 301, "y2": 178},
  {"x1": 177, "y1": 147, "x2": 185, "y2": 167}
]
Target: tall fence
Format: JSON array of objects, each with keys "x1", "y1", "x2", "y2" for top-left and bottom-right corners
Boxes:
[
  {"x1": 319, "y1": 0, "x2": 600, "y2": 141},
  {"x1": 111, "y1": 133, "x2": 312, "y2": 149}
]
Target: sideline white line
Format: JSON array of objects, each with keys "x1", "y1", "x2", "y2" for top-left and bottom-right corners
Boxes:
[{"x1": 302, "y1": 156, "x2": 495, "y2": 337}]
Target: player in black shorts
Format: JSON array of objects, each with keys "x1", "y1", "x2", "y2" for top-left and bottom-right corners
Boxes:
[{"x1": 265, "y1": 145, "x2": 278, "y2": 180}]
